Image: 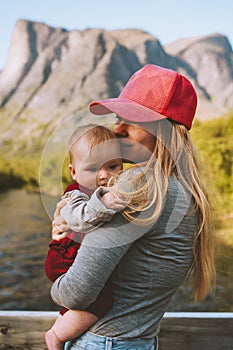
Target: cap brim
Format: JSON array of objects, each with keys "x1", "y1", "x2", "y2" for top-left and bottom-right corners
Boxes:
[{"x1": 89, "y1": 97, "x2": 167, "y2": 123}]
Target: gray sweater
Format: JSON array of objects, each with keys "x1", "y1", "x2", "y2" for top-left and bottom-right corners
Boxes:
[{"x1": 51, "y1": 177, "x2": 197, "y2": 339}]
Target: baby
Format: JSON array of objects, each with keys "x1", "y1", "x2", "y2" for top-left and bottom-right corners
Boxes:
[{"x1": 45, "y1": 125, "x2": 125, "y2": 350}]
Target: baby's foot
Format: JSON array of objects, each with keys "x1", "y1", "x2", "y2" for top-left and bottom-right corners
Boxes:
[{"x1": 45, "y1": 328, "x2": 64, "y2": 350}]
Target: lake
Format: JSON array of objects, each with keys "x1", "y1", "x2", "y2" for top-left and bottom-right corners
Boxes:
[{"x1": 0, "y1": 189, "x2": 232, "y2": 312}]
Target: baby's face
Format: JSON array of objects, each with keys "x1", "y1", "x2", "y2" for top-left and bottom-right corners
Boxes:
[{"x1": 69, "y1": 136, "x2": 122, "y2": 190}]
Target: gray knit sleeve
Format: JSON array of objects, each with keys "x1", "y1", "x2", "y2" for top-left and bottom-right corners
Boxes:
[{"x1": 50, "y1": 210, "x2": 151, "y2": 310}]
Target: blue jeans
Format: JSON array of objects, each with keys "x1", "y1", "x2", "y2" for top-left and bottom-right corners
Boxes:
[{"x1": 64, "y1": 331, "x2": 158, "y2": 350}]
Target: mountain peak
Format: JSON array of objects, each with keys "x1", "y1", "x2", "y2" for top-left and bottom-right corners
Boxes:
[{"x1": 1, "y1": 20, "x2": 233, "y2": 153}]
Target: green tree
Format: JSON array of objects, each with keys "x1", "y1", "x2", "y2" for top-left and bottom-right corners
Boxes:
[{"x1": 191, "y1": 114, "x2": 233, "y2": 214}]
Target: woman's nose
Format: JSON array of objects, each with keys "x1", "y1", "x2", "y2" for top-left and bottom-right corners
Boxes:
[{"x1": 113, "y1": 122, "x2": 128, "y2": 137}]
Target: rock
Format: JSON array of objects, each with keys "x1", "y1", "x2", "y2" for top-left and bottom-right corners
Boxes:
[{"x1": 0, "y1": 20, "x2": 233, "y2": 153}]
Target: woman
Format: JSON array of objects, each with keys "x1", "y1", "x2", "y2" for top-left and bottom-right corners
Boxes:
[{"x1": 50, "y1": 64, "x2": 216, "y2": 349}]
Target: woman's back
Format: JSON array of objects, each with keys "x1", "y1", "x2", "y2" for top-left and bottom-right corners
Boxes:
[{"x1": 89, "y1": 177, "x2": 197, "y2": 339}]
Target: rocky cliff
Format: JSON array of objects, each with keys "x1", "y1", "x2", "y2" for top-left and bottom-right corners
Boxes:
[{"x1": 0, "y1": 19, "x2": 233, "y2": 154}]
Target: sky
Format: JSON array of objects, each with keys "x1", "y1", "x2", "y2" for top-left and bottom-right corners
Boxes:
[{"x1": 1, "y1": 0, "x2": 233, "y2": 69}]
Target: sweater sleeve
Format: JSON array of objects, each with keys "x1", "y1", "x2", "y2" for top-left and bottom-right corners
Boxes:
[
  {"x1": 50, "y1": 211, "x2": 150, "y2": 310},
  {"x1": 60, "y1": 187, "x2": 116, "y2": 233}
]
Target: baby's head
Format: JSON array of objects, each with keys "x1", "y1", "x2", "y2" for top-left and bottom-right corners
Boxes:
[{"x1": 68, "y1": 125, "x2": 122, "y2": 190}]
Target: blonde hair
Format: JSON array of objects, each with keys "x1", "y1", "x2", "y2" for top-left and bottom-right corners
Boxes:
[
  {"x1": 68, "y1": 124, "x2": 118, "y2": 164},
  {"x1": 119, "y1": 119, "x2": 216, "y2": 302}
]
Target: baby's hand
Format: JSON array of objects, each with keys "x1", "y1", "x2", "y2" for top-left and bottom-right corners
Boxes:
[
  {"x1": 52, "y1": 197, "x2": 71, "y2": 240},
  {"x1": 101, "y1": 190, "x2": 126, "y2": 211}
]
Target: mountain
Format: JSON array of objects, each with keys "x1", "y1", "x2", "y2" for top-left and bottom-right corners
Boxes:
[{"x1": 0, "y1": 19, "x2": 233, "y2": 154}]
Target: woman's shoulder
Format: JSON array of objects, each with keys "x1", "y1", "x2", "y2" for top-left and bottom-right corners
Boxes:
[
  {"x1": 167, "y1": 176, "x2": 191, "y2": 200},
  {"x1": 168, "y1": 176, "x2": 190, "y2": 194},
  {"x1": 166, "y1": 176, "x2": 196, "y2": 217}
]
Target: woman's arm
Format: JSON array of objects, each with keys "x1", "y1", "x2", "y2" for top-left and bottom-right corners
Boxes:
[{"x1": 50, "y1": 212, "x2": 148, "y2": 310}]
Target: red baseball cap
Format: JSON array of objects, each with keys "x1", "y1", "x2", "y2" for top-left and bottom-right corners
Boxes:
[{"x1": 89, "y1": 64, "x2": 197, "y2": 129}]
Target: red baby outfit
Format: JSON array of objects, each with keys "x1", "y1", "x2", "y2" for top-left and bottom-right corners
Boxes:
[{"x1": 45, "y1": 182, "x2": 112, "y2": 317}]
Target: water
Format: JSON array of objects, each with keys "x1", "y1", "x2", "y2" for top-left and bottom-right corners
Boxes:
[
  {"x1": 0, "y1": 189, "x2": 59, "y2": 311},
  {"x1": 0, "y1": 189, "x2": 232, "y2": 312}
]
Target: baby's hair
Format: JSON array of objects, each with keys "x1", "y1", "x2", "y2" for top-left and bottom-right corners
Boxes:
[{"x1": 68, "y1": 124, "x2": 117, "y2": 164}]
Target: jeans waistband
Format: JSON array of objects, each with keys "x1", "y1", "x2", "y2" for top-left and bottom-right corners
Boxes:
[{"x1": 65, "y1": 331, "x2": 158, "y2": 349}]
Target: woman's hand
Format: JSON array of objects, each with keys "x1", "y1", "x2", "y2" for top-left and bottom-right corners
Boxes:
[{"x1": 52, "y1": 198, "x2": 71, "y2": 240}]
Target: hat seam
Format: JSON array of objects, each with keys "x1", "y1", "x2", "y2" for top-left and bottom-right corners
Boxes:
[{"x1": 160, "y1": 73, "x2": 178, "y2": 116}]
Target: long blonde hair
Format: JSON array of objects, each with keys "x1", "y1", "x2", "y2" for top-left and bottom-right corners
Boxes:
[{"x1": 118, "y1": 119, "x2": 216, "y2": 302}]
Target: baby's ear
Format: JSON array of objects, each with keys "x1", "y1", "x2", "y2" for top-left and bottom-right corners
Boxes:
[{"x1": 69, "y1": 164, "x2": 76, "y2": 180}]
